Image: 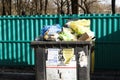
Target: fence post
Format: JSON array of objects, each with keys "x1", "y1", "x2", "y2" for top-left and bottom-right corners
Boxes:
[{"x1": 58, "y1": 15, "x2": 63, "y2": 26}]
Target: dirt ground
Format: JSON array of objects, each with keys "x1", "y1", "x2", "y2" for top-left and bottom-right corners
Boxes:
[{"x1": 0, "y1": 66, "x2": 35, "y2": 80}]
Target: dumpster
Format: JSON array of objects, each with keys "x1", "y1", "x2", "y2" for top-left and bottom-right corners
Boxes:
[{"x1": 31, "y1": 41, "x2": 92, "y2": 80}]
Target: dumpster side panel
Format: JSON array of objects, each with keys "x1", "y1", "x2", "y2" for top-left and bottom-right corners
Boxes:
[{"x1": 31, "y1": 41, "x2": 92, "y2": 80}]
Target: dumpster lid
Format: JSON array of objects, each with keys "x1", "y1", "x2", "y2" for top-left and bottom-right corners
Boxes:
[{"x1": 31, "y1": 41, "x2": 92, "y2": 48}]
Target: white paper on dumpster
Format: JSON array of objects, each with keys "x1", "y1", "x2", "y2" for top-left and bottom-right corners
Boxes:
[
  {"x1": 78, "y1": 51, "x2": 88, "y2": 67},
  {"x1": 47, "y1": 48, "x2": 60, "y2": 66},
  {"x1": 46, "y1": 48, "x2": 77, "y2": 80}
]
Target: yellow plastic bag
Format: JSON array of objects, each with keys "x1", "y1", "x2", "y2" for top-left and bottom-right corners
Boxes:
[{"x1": 69, "y1": 19, "x2": 91, "y2": 35}]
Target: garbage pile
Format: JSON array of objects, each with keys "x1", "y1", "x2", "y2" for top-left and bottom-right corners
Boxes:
[{"x1": 35, "y1": 19, "x2": 95, "y2": 41}]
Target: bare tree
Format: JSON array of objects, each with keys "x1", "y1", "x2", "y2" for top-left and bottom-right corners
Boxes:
[
  {"x1": 78, "y1": 0, "x2": 98, "y2": 14},
  {"x1": 15, "y1": 0, "x2": 23, "y2": 15},
  {"x1": 1, "y1": 0, "x2": 12, "y2": 15},
  {"x1": 0, "y1": 0, "x2": 119, "y2": 15},
  {"x1": 35, "y1": 0, "x2": 38, "y2": 14},
  {"x1": 54, "y1": 0, "x2": 67, "y2": 14}
]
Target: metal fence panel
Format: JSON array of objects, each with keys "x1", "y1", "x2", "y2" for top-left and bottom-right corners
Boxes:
[{"x1": 0, "y1": 14, "x2": 120, "y2": 69}]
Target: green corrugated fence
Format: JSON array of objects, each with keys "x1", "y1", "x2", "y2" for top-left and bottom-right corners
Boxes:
[{"x1": 0, "y1": 14, "x2": 120, "y2": 69}]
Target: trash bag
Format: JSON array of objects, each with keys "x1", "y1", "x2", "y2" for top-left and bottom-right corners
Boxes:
[
  {"x1": 41, "y1": 24, "x2": 62, "y2": 41},
  {"x1": 41, "y1": 24, "x2": 62, "y2": 36},
  {"x1": 65, "y1": 19, "x2": 91, "y2": 35},
  {"x1": 58, "y1": 27, "x2": 77, "y2": 41}
]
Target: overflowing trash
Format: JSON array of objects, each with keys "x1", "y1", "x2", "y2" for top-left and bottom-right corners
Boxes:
[{"x1": 35, "y1": 19, "x2": 95, "y2": 41}]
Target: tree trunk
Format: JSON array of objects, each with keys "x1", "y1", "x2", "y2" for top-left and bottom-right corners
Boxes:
[
  {"x1": 35, "y1": 0, "x2": 38, "y2": 14},
  {"x1": 66, "y1": 0, "x2": 70, "y2": 14},
  {"x1": 40, "y1": 0, "x2": 43, "y2": 14},
  {"x1": 9, "y1": 0, "x2": 12, "y2": 15},
  {"x1": 16, "y1": 0, "x2": 21, "y2": 15},
  {"x1": 6, "y1": 0, "x2": 12, "y2": 15},
  {"x1": 112, "y1": 0, "x2": 115, "y2": 14},
  {"x1": 71, "y1": 0, "x2": 78, "y2": 14},
  {"x1": 45, "y1": 0, "x2": 48, "y2": 14},
  {"x1": 2, "y1": 0, "x2": 6, "y2": 15}
]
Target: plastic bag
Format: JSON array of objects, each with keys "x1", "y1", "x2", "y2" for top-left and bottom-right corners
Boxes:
[
  {"x1": 66, "y1": 19, "x2": 91, "y2": 35},
  {"x1": 41, "y1": 24, "x2": 62, "y2": 41},
  {"x1": 58, "y1": 27, "x2": 77, "y2": 41},
  {"x1": 41, "y1": 24, "x2": 62, "y2": 36}
]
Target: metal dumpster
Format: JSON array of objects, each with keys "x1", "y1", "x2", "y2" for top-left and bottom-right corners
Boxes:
[{"x1": 31, "y1": 41, "x2": 92, "y2": 80}]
